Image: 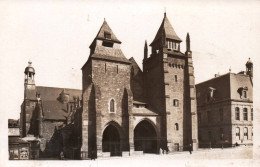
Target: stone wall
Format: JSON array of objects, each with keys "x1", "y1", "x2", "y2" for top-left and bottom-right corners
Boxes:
[{"x1": 164, "y1": 54, "x2": 185, "y2": 151}]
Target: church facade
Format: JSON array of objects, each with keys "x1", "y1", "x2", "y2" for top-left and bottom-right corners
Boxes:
[
  {"x1": 79, "y1": 12, "x2": 198, "y2": 159},
  {"x1": 19, "y1": 13, "x2": 198, "y2": 159}
]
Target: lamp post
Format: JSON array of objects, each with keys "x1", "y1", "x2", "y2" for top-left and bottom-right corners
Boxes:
[{"x1": 221, "y1": 133, "x2": 224, "y2": 149}]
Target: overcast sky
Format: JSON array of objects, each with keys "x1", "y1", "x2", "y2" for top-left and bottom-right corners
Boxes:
[{"x1": 0, "y1": 0, "x2": 260, "y2": 120}]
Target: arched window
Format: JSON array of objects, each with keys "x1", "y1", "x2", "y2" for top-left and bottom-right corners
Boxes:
[
  {"x1": 235, "y1": 107, "x2": 240, "y2": 120},
  {"x1": 244, "y1": 127, "x2": 248, "y2": 140},
  {"x1": 175, "y1": 123, "x2": 179, "y2": 131},
  {"x1": 243, "y1": 108, "x2": 248, "y2": 121},
  {"x1": 110, "y1": 99, "x2": 115, "y2": 113},
  {"x1": 235, "y1": 127, "x2": 240, "y2": 140}
]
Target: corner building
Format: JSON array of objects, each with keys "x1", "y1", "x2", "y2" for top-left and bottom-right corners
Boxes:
[
  {"x1": 196, "y1": 59, "x2": 253, "y2": 147},
  {"x1": 80, "y1": 13, "x2": 198, "y2": 159}
]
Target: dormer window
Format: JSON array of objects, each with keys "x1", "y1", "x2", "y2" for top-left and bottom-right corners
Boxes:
[
  {"x1": 238, "y1": 87, "x2": 248, "y2": 99},
  {"x1": 104, "y1": 32, "x2": 111, "y2": 40},
  {"x1": 243, "y1": 90, "x2": 247, "y2": 98},
  {"x1": 206, "y1": 87, "x2": 216, "y2": 103}
]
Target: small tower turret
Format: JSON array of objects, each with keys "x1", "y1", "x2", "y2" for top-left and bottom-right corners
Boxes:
[
  {"x1": 24, "y1": 61, "x2": 35, "y2": 86},
  {"x1": 246, "y1": 58, "x2": 253, "y2": 77},
  {"x1": 24, "y1": 61, "x2": 36, "y2": 99},
  {"x1": 144, "y1": 40, "x2": 148, "y2": 60}
]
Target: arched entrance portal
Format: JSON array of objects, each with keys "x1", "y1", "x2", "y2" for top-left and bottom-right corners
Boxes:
[
  {"x1": 134, "y1": 120, "x2": 158, "y2": 153},
  {"x1": 102, "y1": 125, "x2": 121, "y2": 156}
]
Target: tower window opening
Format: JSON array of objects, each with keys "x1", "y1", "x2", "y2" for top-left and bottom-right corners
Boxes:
[
  {"x1": 109, "y1": 99, "x2": 115, "y2": 113},
  {"x1": 175, "y1": 75, "x2": 178, "y2": 82},
  {"x1": 102, "y1": 41, "x2": 113, "y2": 47},
  {"x1": 117, "y1": 65, "x2": 118, "y2": 74},
  {"x1": 105, "y1": 63, "x2": 107, "y2": 73},
  {"x1": 104, "y1": 32, "x2": 111, "y2": 39},
  {"x1": 175, "y1": 123, "x2": 179, "y2": 131},
  {"x1": 173, "y1": 99, "x2": 179, "y2": 107}
]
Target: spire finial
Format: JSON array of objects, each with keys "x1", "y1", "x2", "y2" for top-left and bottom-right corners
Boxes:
[
  {"x1": 104, "y1": 18, "x2": 106, "y2": 22},
  {"x1": 28, "y1": 60, "x2": 32, "y2": 66},
  {"x1": 164, "y1": 7, "x2": 166, "y2": 17},
  {"x1": 186, "y1": 32, "x2": 191, "y2": 52},
  {"x1": 229, "y1": 66, "x2": 231, "y2": 72}
]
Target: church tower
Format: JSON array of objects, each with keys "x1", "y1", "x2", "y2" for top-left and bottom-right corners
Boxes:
[
  {"x1": 143, "y1": 13, "x2": 198, "y2": 151},
  {"x1": 21, "y1": 61, "x2": 42, "y2": 137},
  {"x1": 81, "y1": 19, "x2": 132, "y2": 158}
]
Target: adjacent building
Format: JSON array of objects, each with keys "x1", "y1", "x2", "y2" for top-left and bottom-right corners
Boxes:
[
  {"x1": 196, "y1": 59, "x2": 253, "y2": 147},
  {"x1": 19, "y1": 61, "x2": 82, "y2": 158}
]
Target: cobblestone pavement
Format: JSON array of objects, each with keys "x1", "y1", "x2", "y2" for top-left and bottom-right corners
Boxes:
[{"x1": 98, "y1": 145, "x2": 253, "y2": 160}]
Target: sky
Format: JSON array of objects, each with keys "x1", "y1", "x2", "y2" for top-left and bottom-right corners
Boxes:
[
  {"x1": 1, "y1": 0, "x2": 260, "y2": 166},
  {"x1": 0, "y1": 0, "x2": 260, "y2": 120}
]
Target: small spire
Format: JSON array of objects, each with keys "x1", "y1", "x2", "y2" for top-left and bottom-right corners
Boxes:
[
  {"x1": 164, "y1": 7, "x2": 166, "y2": 17},
  {"x1": 104, "y1": 18, "x2": 106, "y2": 22},
  {"x1": 229, "y1": 67, "x2": 231, "y2": 72},
  {"x1": 186, "y1": 33, "x2": 190, "y2": 52},
  {"x1": 144, "y1": 40, "x2": 148, "y2": 60}
]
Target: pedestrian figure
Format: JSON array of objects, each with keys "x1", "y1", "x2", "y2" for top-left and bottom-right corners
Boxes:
[
  {"x1": 60, "y1": 151, "x2": 64, "y2": 160},
  {"x1": 166, "y1": 146, "x2": 169, "y2": 154},
  {"x1": 189, "y1": 144, "x2": 192, "y2": 154},
  {"x1": 160, "y1": 147, "x2": 163, "y2": 155},
  {"x1": 90, "y1": 150, "x2": 96, "y2": 160}
]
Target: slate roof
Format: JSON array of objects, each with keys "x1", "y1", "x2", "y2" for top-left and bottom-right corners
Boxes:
[
  {"x1": 90, "y1": 20, "x2": 121, "y2": 48},
  {"x1": 150, "y1": 13, "x2": 182, "y2": 46},
  {"x1": 91, "y1": 53, "x2": 131, "y2": 64},
  {"x1": 86, "y1": 20, "x2": 131, "y2": 65},
  {"x1": 132, "y1": 107, "x2": 158, "y2": 116},
  {"x1": 196, "y1": 73, "x2": 253, "y2": 106},
  {"x1": 36, "y1": 86, "x2": 81, "y2": 102},
  {"x1": 35, "y1": 86, "x2": 81, "y2": 120},
  {"x1": 42, "y1": 101, "x2": 68, "y2": 120}
]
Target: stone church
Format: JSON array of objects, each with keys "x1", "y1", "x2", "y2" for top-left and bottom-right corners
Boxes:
[{"x1": 19, "y1": 13, "x2": 198, "y2": 159}]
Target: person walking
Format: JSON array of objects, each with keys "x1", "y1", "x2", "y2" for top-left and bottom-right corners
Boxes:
[{"x1": 189, "y1": 144, "x2": 192, "y2": 154}]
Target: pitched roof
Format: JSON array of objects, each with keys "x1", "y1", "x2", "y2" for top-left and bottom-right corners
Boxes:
[
  {"x1": 42, "y1": 101, "x2": 68, "y2": 120},
  {"x1": 91, "y1": 20, "x2": 121, "y2": 47},
  {"x1": 129, "y1": 57, "x2": 143, "y2": 76},
  {"x1": 150, "y1": 13, "x2": 182, "y2": 45},
  {"x1": 36, "y1": 86, "x2": 81, "y2": 102},
  {"x1": 33, "y1": 86, "x2": 81, "y2": 120},
  {"x1": 196, "y1": 72, "x2": 253, "y2": 106}
]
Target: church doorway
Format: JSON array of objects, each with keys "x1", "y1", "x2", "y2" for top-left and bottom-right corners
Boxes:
[
  {"x1": 134, "y1": 120, "x2": 158, "y2": 153},
  {"x1": 102, "y1": 124, "x2": 121, "y2": 156}
]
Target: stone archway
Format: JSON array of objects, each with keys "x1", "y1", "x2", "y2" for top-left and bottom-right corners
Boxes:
[
  {"x1": 134, "y1": 120, "x2": 158, "y2": 153},
  {"x1": 102, "y1": 124, "x2": 121, "y2": 156}
]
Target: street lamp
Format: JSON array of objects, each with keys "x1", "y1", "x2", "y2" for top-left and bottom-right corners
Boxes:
[{"x1": 221, "y1": 133, "x2": 224, "y2": 149}]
